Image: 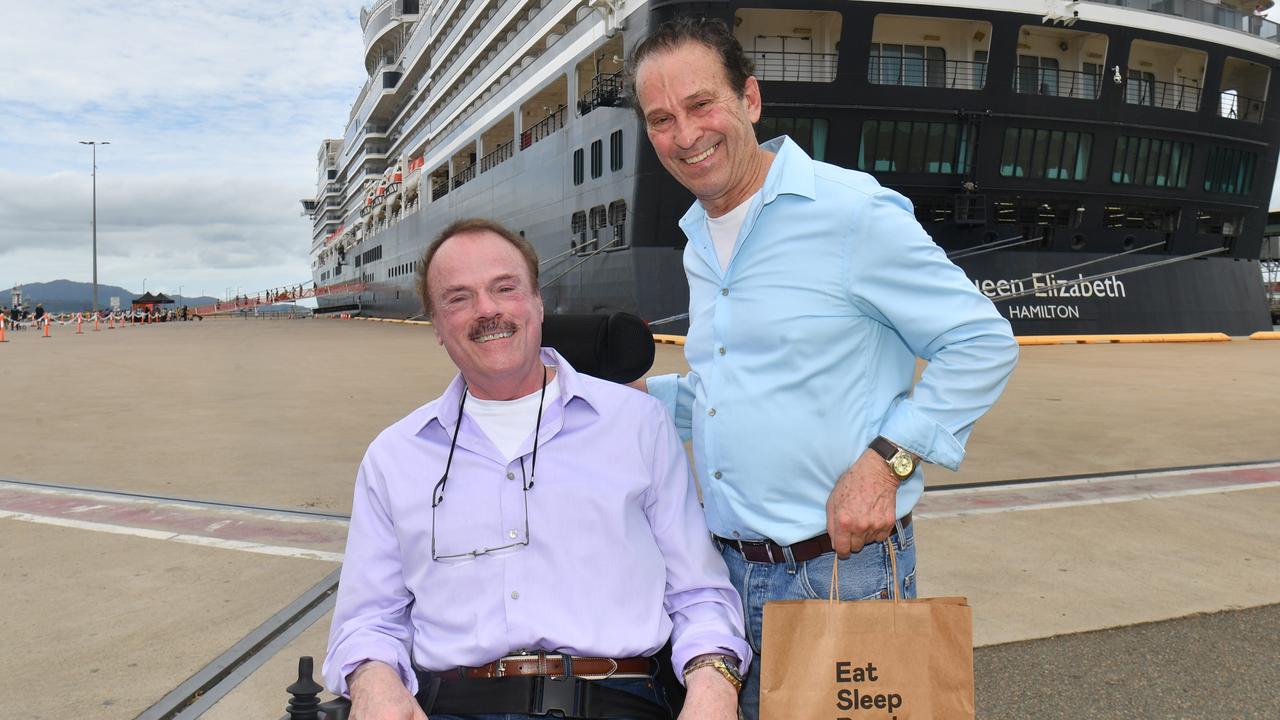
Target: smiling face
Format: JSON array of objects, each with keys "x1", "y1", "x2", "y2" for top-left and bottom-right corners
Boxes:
[
  {"x1": 427, "y1": 229, "x2": 545, "y2": 400},
  {"x1": 634, "y1": 40, "x2": 771, "y2": 217}
]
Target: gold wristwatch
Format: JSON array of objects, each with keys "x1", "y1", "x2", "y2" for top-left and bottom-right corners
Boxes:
[
  {"x1": 683, "y1": 653, "x2": 744, "y2": 692},
  {"x1": 870, "y1": 436, "x2": 917, "y2": 481}
]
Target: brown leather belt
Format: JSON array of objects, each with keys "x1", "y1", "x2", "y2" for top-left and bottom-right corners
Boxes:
[
  {"x1": 437, "y1": 653, "x2": 651, "y2": 681},
  {"x1": 716, "y1": 513, "x2": 912, "y2": 564}
]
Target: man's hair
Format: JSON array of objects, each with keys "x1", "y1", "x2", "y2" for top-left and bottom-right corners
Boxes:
[
  {"x1": 625, "y1": 16, "x2": 754, "y2": 119},
  {"x1": 416, "y1": 218, "x2": 540, "y2": 318}
]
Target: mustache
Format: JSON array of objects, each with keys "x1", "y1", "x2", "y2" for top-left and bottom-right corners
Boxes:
[{"x1": 468, "y1": 318, "x2": 518, "y2": 340}]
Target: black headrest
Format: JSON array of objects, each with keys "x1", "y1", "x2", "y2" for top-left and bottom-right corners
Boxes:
[{"x1": 541, "y1": 312, "x2": 655, "y2": 384}]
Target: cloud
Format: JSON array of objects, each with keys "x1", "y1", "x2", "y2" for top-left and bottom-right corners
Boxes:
[{"x1": 0, "y1": 1, "x2": 369, "y2": 292}]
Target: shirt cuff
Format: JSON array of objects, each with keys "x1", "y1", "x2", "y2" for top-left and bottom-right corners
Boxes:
[
  {"x1": 325, "y1": 641, "x2": 417, "y2": 698},
  {"x1": 878, "y1": 400, "x2": 966, "y2": 471},
  {"x1": 671, "y1": 634, "x2": 754, "y2": 685}
]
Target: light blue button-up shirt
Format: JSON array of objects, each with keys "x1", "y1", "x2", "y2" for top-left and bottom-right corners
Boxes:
[{"x1": 647, "y1": 137, "x2": 1018, "y2": 546}]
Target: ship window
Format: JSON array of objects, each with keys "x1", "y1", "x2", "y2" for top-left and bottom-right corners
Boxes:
[
  {"x1": 735, "y1": 9, "x2": 841, "y2": 82},
  {"x1": 573, "y1": 148, "x2": 584, "y2": 186},
  {"x1": 591, "y1": 139, "x2": 603, "y2": 179},
  {"x1": 870, "y1": 44, "x2": 946, "y2": 88},
  {"x1": 1203, "y1": 147, "x2": 1257, "y2": 196},
  {"x1": 1111, "y1": 136, "x2": 1191, "y2": 188},
  {"x1": 589, "y1": 205, "x2": 607, "y2": 230},
  {"x1": 610, "y1": 130, "x2": 623, "y2": 172},
  {"x1": 571, "y1": 211, "x2": 588, "y2": 253},
  {"x1": 858, "y1": 120, "x2": 971, "y2": 174},
  {"x1": 1196, "y1": 210, "x2": 1244, "y2": 237},
  {"x1": 608, "y1": 200, "x2": 628, "y2": 249},
  {"x1": 1218, "y1": 57, "x2": 1269, "y2": 123},
  {"x1": 1015, "y1": 56, "x2": 1060, "y2": 97},
  {"x1": 1104, "y1": 205, "x2": 1182, "y2": 231},
  {"x1": 999, "y1": 128, "x2": 1091, "y2": 181},
  {"x1": 756, "y1": 116, "x2": 828, "y2": 161},
  {"x1": 1127, "y1": 40, "x2": 1206, "y2": 112}
]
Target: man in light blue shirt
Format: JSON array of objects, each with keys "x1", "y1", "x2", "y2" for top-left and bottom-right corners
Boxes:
[{"x1": 630, "y1": 18, "x2": 1019, "y2": 718}]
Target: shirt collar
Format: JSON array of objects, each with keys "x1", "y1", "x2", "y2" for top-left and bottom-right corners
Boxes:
[
  {"x1": 418, "y1": 347, "x2": 599, "y2": 436},
  {"x1": 678, "y1": 135, "x2": 817, "y2": 231}
]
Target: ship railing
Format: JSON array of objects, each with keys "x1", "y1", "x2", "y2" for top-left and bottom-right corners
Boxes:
[
  {"x1": 1125, "y1": 77, "x2": 1201, "y2": 111},
  {"x1": 868, "y1": 57, "x2": 989, "y2": 91},
  {"x1": 747, "y1": 51, "x2": 837, "y2": 83},
  {"x1": 451, "y1": 163, "x2": 476, "y2": 189},
  {"x1": 431, "y1": 176, "x2": 449, "y2": 201},
  {"x1": 480, "y1": 140, "x2": 514, "y2": 172},
  {"x1": 1082, "y1": 0, "x2": 1279, "y2": 44},
  {"x1": 1012, "y1": 67, "x2": 1104, "y2": 100},
  {"x1": 519, "y1": 105, "x2": 567, "y2": 150},
  {"x1": 1218, "y1": 91, "x2": 1267, "y2": 123},
  {"x1": 578, "y1": 72, "x2": 624, "y2": 115}
]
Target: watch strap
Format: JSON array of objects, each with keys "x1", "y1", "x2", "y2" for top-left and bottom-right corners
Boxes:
[{"x1": 869, "y1": 435, "x2": 900, "y2": 462}]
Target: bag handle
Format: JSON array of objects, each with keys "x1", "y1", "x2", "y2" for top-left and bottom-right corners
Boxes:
[{"x1": 828, "y1": 519, "x2": 904, "y2": 605}]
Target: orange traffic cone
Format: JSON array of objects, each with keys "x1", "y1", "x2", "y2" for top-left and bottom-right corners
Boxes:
[
  {"x1": 93, "y1": 314, "x2": 101, "y2": 332},
  {"x1": 0, "y1": 318, "x2": 7, "y2": 343},
  {"x1": 76, "y1": 315, "x2": 83, "y2": 334},
  {"x1": 43, "y1": 317, "x2": 51, "y2": 338},
  {"x1": 108, "y1": 314, "x2": 115, "y2": 330}
]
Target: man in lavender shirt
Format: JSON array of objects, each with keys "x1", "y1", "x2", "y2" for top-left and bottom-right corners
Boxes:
[{"x1": 323, "y1": 218, "x2": 749, "y2": 720}]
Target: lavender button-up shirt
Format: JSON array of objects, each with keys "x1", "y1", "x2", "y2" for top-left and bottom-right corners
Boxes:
[{"x1": 323, "y1": 348, "x2": 750, "y2": 697}]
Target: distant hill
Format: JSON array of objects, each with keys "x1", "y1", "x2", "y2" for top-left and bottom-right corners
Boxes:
[{"x1": 6, "y1": 280, "x2": 218, "y2": 314}]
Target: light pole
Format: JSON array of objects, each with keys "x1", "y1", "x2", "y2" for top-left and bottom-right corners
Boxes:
[{"x1": 79, "y1": 140, "x2": 109, "y2": 314}]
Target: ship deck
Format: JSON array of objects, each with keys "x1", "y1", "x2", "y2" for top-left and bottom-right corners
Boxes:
[{"x1": 1, "y1": 317, "x2": 1277, "y2": 717}]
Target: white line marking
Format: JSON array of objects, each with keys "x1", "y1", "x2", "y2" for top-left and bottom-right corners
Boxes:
[
  {"x1": 0, "y1": 512, "x2": 344, "y2": 562},
  {"x1": 917, "y1": 481, "x2": 1280, "y2": 519},
  {"x1": 925, "y1": 461, "x2": 1280, "y2": 496},
  {"x1": 0, "y1": 480, "x2": 348, "y2": 525}
]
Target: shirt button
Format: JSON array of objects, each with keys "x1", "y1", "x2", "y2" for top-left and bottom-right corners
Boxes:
[
  {"x1": 511, "y1": 590, "x2": 520, "y2": 600},
  {"x1": 508, "y1": 529, "x2": 518, "y2": 539},
  {"x1": 718, "y1": 346, "x2": 726, "y2": 356},
  {"x1": 721, "y1": 288, "x2": 729, "y2": 296},
  {"x1": 713, "y1": 471, "x2": 723, "y2": 479},
  {"x1": 506, "y1": 472, "x2": 515, "y2": 480},
  {"x1": 708, "y1": 408, "x2": 716, "y2": 417}
]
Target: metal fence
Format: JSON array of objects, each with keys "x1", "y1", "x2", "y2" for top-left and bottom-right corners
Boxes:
[
  {"x1": 869, "y1": 57, "x2": 989, "y2": 91},
  {"x1": 480, "y1": 140, "x2": 514, "y2": 172},
  {"x1": 1012, "y1": 67, "x2": 1104, "y2": 100},
  {"x1": 748, "y1": 51, "x2": 838, "y2": 82},
  {"x1": 519, "y1": 105, "x2": 566, "y2": 150},
  {"x1": 1126, "y1": 77, "x2": 1201, "y2": 111},
  {"x1": 1218, "y1": 91, "x2": 1267, "y2": 123}
]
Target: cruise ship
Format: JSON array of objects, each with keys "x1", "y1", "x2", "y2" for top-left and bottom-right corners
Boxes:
[{"x1": 302, "y1": 0, "x2": 1280, "y2": 335}]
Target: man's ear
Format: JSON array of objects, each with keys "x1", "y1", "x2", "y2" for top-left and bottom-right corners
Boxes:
[
  {"x1": 432, "y1": 323, "x2": 443, "y2": 345},
  {"x1": 743, "y1": 75, "x2": 762, "y2": 123}
]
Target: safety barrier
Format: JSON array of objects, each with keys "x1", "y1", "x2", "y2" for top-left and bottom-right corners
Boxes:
[
  {"x1": 0, "y1": 310, "x2": 197, "y2": 341},
  {"x1": 1250, "y1": 331, "x2": 1280, "y2": 341}
]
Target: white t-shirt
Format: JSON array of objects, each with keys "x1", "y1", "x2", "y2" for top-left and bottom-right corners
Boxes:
[
  {"x1": 705, "y1": 191, "x2": 759, "y2": 271},
  {"x1": 464, "y1": 372, "x2": 560, "y2": 462}
]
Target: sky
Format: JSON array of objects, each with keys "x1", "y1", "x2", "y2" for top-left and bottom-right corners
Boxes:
[
  {"x1": 1, "y1": 4, "x2": 1278, "y2": 301},
  {"x1": 0, "y1": 1, "x2": 367, "y2": 300}
]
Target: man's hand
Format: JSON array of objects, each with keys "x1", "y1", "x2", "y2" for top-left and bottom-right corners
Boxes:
[
  {"x1": 826, "y1": 449, "x2": 899, "y2": 557},
  {"x1": 678, "y1": 666, "x2": 740, "y2": 720},
  {"x1": 348, "y1": 661, "x2": 427, "y2": 720}
]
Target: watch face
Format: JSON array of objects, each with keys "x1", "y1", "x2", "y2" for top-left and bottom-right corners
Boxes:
[{"x1": 891, "y1": 452, "x2": 914, "y2": 478}]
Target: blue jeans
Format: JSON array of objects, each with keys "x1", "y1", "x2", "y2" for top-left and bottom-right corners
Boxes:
[
  {"x1": 720, "y1": 524, "x2": 917, "y2": 720},
  {"x1": 427, "y1": 676, "x2": 671, "y2": 719}
]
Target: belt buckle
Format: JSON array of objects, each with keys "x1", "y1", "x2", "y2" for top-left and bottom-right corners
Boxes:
[{"x1": 532, "y1": 675, "x2": 582, "y2": 716}]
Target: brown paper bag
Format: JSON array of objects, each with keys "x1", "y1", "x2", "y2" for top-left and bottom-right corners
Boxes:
[{"x1": 759, "y1": 544, "x2": 974, "y2": 719}]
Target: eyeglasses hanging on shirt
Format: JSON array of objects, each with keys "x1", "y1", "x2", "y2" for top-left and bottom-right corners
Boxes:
[{"x1": 431, "y1": 366, "x2": 546, "y2": 562}]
